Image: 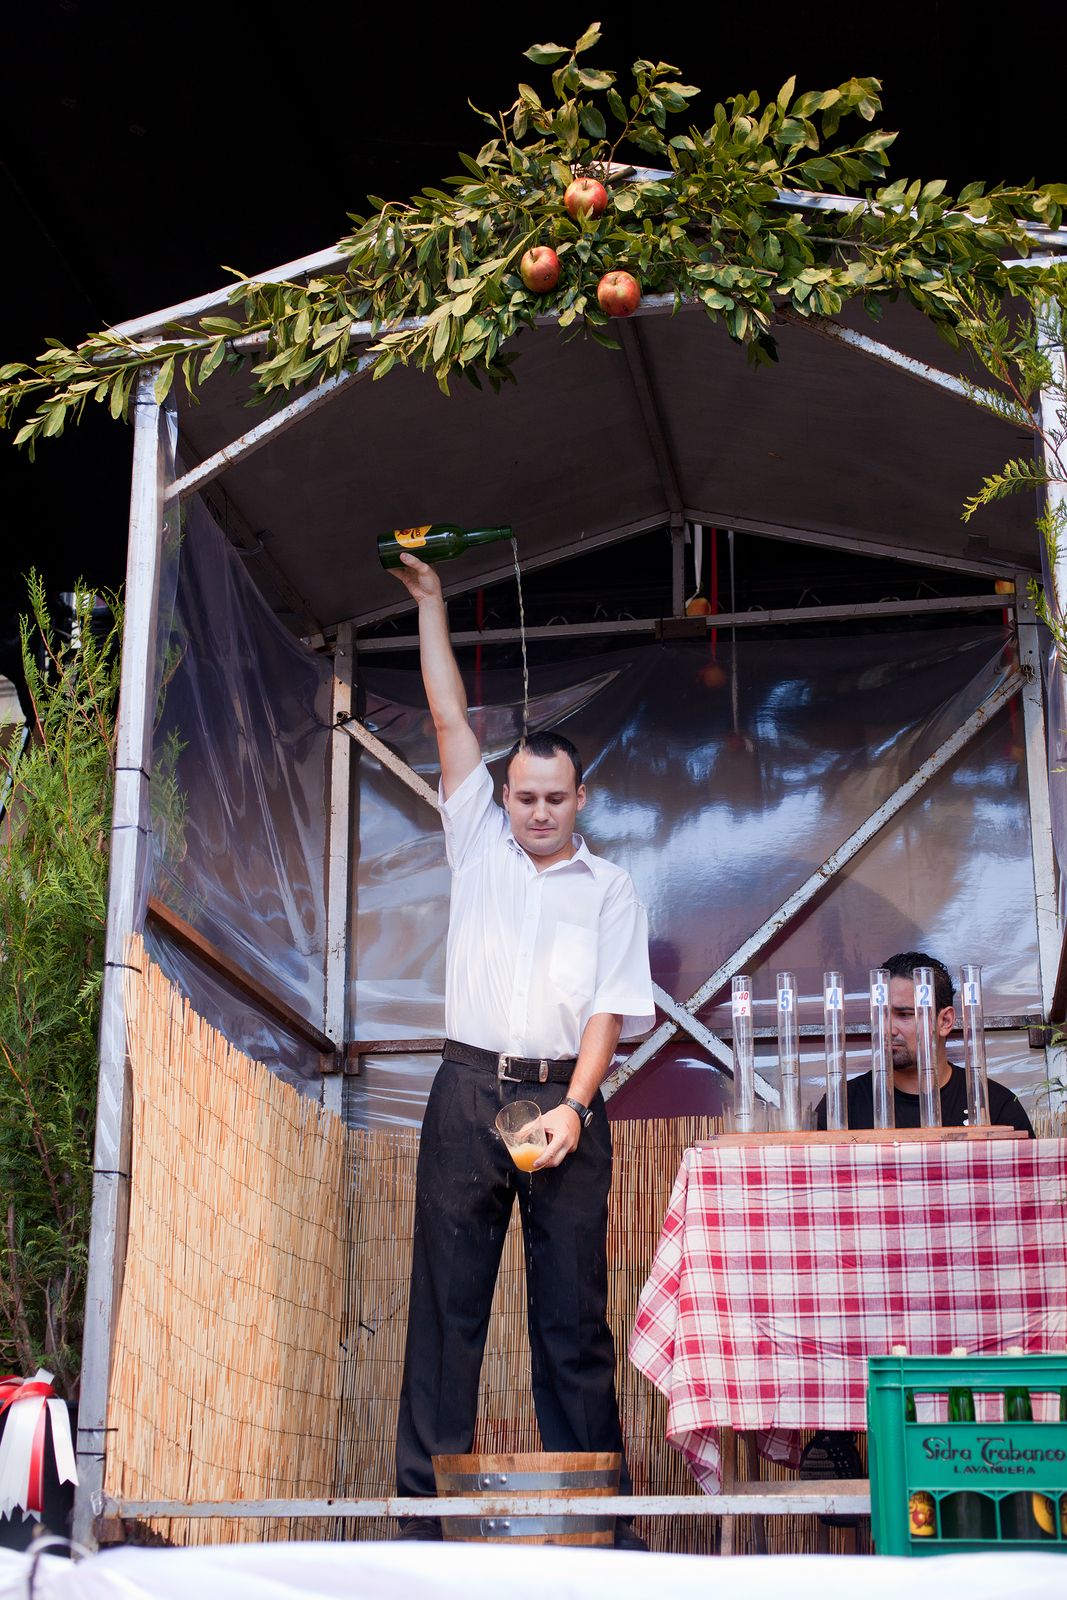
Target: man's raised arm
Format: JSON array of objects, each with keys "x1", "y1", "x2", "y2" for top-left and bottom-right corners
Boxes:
[{"x1": 390, "y1": 553, "x2": 481, "y2": 798}]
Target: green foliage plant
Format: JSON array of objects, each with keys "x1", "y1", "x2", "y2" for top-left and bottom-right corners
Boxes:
[
  {"x1": 954, "y1": 284, "x2": 1067, "y2": 652},
  {"x1": 1, "y1": 23, "x2": 1065, "y2": 450},
  {"x1": 0, "y1": 577, "x2": 120, "y2": 1395}
]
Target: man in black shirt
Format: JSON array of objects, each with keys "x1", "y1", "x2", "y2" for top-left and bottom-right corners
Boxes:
[
  {"x1": 802, "y1": 950, "x2": 1034, "y2": 1515},
  {"x1": 814, "y1": 950, "x2": 1033, "y2": 1135}
]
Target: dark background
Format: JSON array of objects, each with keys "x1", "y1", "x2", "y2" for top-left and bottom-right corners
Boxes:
[{"x1": 2, "y1": 0, "x2": 1063, "y2": 641}]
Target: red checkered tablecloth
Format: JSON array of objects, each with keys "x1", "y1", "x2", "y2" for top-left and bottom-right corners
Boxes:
[{"x1": 629, "y1": 1138, "x2": 1067, "y2": 1491}]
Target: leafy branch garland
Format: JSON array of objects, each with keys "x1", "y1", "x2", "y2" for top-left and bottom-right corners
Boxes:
[{"x1": 2, "y1": 20, "x2": 1066, "y2": 454}]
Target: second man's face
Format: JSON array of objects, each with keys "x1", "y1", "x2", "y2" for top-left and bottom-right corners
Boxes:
[
  {"x1": 888, "y1": 975, "x2": 954, "y2": 1070},
  {"x1": 503, "y1": 750, "x2": 585, "y2": 867}
]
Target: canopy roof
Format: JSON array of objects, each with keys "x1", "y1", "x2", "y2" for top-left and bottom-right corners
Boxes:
[{"x1": 171, "y1": 290, "x2": 1036, "y2": 636}]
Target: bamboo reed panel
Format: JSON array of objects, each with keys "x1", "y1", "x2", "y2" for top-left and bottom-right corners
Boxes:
[
  {"x1": 105, "y1": 957, "x2": 877, "y2": 1557},
  {"x1": 106, "y1": 937, "x2": 351, "y2": 1546}
]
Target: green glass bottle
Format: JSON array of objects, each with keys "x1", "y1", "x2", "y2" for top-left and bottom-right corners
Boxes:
[
  {"x1": 376, "y1": 523, "x2": 513, "y2": 570},
  {"x1": 940, "y1": 1349, "x2": 997, "y2": 1540},
  {"x1": 1000, "y1": 1374, "x2": 1045, "y2": 1539},
  {"x1": 894, "y1": 1346, "x2": 937, "y2": 1538}
]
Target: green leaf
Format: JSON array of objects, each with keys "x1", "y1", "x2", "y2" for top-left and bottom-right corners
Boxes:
[
  {"x1": 575, "y1": 21, "x2": 602, "y2": 53},
  {"x1": 607, "y1": 88, "x2": 626, "y2": 121},
  {"x1": 153, "y1": 357, "x2": 176, "y2": 403},
  {"x1": 432, "y1": 316, "x2": 452, "y2": 363},
  {"x1": 198, "y1": 340, "x2": 227, "y2": 382},
  {"x1": 580, "y1": 106, "x2": 607, "y2": 139},
  {"x1": 524, "y1": 42, "x2": 569, "y2": 65},
  {"x1": 556, "y1": 101, "x2": 580, "y2": 150},
  {"x1": 198, "y1": 316, "x2": 244, "y2": 335},
  {"x1": 585, "y1": 322, "x2": 620, "y2": 351},
  {"x1": 577, "y1": 68, "x2": 614, "y2": 90}
]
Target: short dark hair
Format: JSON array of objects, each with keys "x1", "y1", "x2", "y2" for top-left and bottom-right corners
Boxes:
[
  {"x1": 883, "y1": 951, "x2": 954, "y2": 1013},
  {"x1": 504, "y1": 730, "x2": 583, "y2": 790}
]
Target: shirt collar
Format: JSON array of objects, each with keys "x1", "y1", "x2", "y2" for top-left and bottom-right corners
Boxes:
[{"x1": 506, "y1": 832, "x2": 597, "y2": 875}]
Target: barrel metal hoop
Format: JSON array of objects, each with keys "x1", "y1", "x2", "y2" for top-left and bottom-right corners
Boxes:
[
  {"x1": 443, "y1": 1469, "x2": 616, "y2": 1493},
  {"x1": 442, "y1": 1514, "x2": 613, "y2": 1539}
]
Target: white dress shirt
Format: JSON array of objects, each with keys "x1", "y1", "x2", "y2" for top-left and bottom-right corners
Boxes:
[{"x1": 440, "y1": 763, "x2": 655, "y2": 1059}]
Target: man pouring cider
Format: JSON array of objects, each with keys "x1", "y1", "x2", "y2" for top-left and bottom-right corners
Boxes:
[{"x1": 389, "y1": 551, "x2": 654, "y2": 1547}]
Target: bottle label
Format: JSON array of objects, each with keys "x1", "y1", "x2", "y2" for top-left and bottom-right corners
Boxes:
[
  {"x1": 393, "y1": 525, "x2": 432, "y2": 548},
  {"x1": 733, "y1": 990, "x2": 751, "y2": 1017},
  {"x1": 909, "y1": 1490, "x2": 936, "y2": 1537}
]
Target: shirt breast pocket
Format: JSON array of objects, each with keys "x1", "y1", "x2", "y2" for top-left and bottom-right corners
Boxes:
[{"x1": 548, "y1": 921, "x2": 598, "y2": 1002}]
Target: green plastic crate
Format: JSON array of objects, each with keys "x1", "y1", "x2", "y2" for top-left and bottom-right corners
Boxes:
[{"x1": 867, "y1": 1353, "x2": 1067, "y2": 1556}]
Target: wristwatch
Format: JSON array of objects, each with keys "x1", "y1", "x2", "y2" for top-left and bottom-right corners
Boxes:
[{"x1": 563, "y1": 1096, "x2": 594, "y2": 1130}]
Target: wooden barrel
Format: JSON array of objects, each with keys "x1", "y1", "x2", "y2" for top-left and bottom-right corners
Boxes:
[{"x1": 431, "y1": 1450, "x2": 620, "y2": 1545}]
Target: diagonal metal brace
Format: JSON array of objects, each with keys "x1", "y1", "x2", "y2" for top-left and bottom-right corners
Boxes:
[
  {"x1": 338, "y1": 716, "x2": 439, "y2": 810},
  {"x1": 652, "y1": 984, "x2": 779, "y2": 1105},
  {"x1": 605, "y1": 667, "x2": 1026, "y2": 1098}
]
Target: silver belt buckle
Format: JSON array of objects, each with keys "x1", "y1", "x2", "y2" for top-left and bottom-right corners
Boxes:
[{"x1": 497, "y1": 1053, "x2": 549, "y2": 1083}]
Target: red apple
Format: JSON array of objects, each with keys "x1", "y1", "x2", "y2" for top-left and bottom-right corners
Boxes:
[
  {"x1": 597, "y1": 270, "x2": 641, "y2": 318},
  {"x1": 564, "y1": 177, "x2": 608, "y2": 221},
  {"x1": 519, "y1": 245, "x2": 561, "y2": 293}
]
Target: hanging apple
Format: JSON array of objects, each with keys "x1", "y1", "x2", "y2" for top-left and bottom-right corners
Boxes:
[
  {"x1": 519, "y1": 246, "x2": 561, "y2": 293},
  {"x1": 564, "y1": 177, "x2": 608, "y2": 221},
  {"x1": 596, "y1": 271, "x2": 641, "y2": 317}
]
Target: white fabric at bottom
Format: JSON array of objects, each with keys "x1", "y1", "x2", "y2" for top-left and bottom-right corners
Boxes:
[{"x1": 1, "y1": 1543, "x2": 1064, "y2": 1600}]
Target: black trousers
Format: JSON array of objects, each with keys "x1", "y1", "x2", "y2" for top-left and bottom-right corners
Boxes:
[{"x1": 395, "y1": 1055, "x2": 631, "y2": 1496}]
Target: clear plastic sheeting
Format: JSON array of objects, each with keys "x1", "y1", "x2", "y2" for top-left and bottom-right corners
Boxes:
[
  {"x1": 1045, "y1": 639, "x2": 1067, "y2": 924},
  {"x1": 351, "y1": 627, "x2": 1043, "y2": 1128},
  {"x1": 148, "y1": 495, "x2": 332, "y2": 1087}
]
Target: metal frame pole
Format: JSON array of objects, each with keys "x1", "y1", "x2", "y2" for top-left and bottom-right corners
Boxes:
[
  {"x1": 321, "y1": 623, "x2": 354, "y2": 1119},
  {"x1": 73, "y1": 370, "x2": 168, "y2": 1548},
  {"x1": 1037, "y1": 301, "x2": 1067, "y2": 616},
  {"x1": 1015, "y1": 576, "x2": 1065, "y2": 1089}
]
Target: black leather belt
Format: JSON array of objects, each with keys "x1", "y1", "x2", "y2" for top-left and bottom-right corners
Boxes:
[{"x1": 443, "y1": 1037, "x2": 576, "y2": 1085}]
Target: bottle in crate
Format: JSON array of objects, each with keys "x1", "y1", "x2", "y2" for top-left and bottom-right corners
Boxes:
[
  {"x1": 893, "y1": 1346, "x2": 937, "y2": 1538},
  {"x1": 939, "y1": 1350, "x2": 997, "y2": 1541},
  {"x1": 999, "y1": 1374, "x2": 1049, "y2": 1539},
  {"x1": 1030, "y1": 1385, "x2": 1067, "y2": 1539}
]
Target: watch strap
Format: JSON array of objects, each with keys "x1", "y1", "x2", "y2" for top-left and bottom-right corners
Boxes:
[{"x1": 563, "y1": 1096, "x2": 594, "y2": 1129}]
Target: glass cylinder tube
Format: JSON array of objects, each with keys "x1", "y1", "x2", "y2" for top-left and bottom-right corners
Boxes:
[
  {"x1": 822, "y1": 970, "x2": 847, "y2": 1130},
  {"x1": 869, "y1": 967, "x2": 895, "y2": 1130},
  {"x1": 959, "y1": 963, "x2": 991, "y2": 1127},
  {"x1": 776, "y1": 971, "x2": 801, "y2": 1130},
  {"x1": 912, "y1": 965, "x2": 942, "y2": 1128},
  {"x1": 732, "y1": 974, "x2": 755, "y2": 1132}
]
